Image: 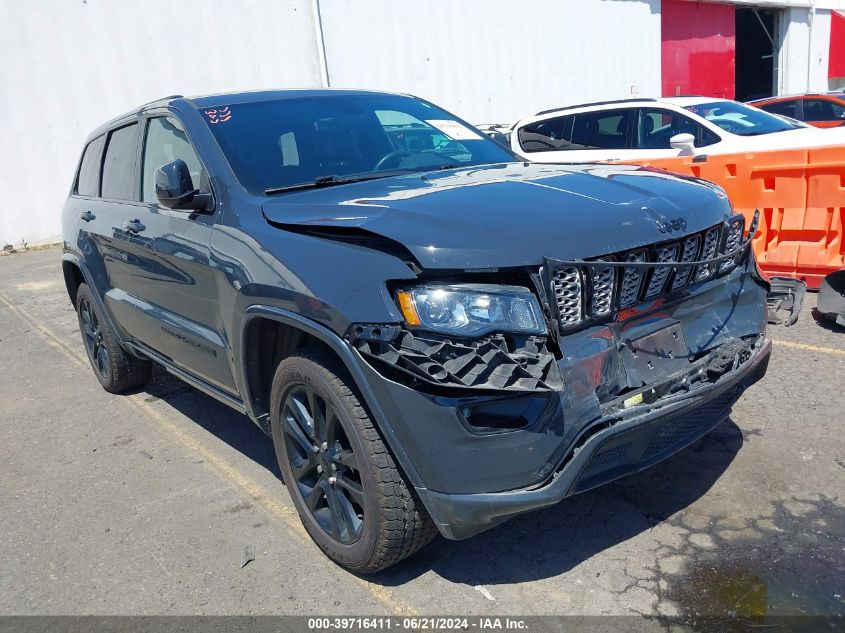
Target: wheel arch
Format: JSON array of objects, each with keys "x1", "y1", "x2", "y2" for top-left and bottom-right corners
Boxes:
[
  {"x1": 61, "y1": 254, "x2": 86, "y2": 307},
  {"x1": 239, "y1": 305, "x2": 425, "y2": 489},
  {"x1": 61, "y1": 253, "x2": 140, "y2": 360}
]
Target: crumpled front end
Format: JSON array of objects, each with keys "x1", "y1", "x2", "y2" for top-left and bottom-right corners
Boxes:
[{"x1": 346, "y1": 217, "x2": 770, "y2": 539}]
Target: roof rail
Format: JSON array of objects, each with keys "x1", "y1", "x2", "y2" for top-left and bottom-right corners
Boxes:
[
  {"x1": 535, "y1": 97, "x2": 657, "y2": 116},
  {"x1": 137, "y1": 94, "x2": 184, "y2": 110}
]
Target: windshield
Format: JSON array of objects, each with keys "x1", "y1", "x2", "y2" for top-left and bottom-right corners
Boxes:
[
  {"x1": 685, "y1": 101, "x2": 802, "y2": 136},
  {"x1": 201, "y1": 93, "x2": 515, "y2": 194}
]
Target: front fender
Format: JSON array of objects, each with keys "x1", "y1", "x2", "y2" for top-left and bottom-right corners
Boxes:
[{"x1": 236, "y1": 305, "x2": 427, "y2": 491}]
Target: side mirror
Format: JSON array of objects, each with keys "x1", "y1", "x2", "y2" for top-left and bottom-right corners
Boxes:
[
  {"x1": 155, "y1": 160, "x2": 211, "y2": 211},
  {"x1": 669, "y1": 133, "x2": 696, "y2": 153}
]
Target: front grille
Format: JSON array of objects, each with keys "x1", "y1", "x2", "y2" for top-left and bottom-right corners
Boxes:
[{"x1": 548, "y1": 220, "x2": 746, "y2": 332}]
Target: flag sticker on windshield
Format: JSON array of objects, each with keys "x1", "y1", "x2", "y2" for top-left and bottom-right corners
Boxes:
[
  {"x1": 204, "y1": 106, "x2": 232, "y2": 124},
  {"x1": 425, "y1": 119, "x2": 481, "y2": 140}
]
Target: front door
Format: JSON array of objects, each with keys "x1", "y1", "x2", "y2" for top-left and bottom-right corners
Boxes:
[
  {"x1": 135, "y1": 113, "x2": 235, "y2": 393},
  {"x1": 625, "y1": 108, "x2": 723, "y2": 160}
]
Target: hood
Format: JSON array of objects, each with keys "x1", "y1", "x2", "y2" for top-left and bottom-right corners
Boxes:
[
  {"x1": 738, "y1": 125, "x2": 845, "y2": 150},
  {"x1": 261, "y1": 162, "x2": 732, "y2": 269}
]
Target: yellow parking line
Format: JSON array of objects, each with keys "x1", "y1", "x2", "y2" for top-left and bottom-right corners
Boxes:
[
  {"x1": 0, "y1": 292, "x2": 418, "y2": 616},
  {"x1": 772, "y1": 339, "x2": 845, "y2": 356}
]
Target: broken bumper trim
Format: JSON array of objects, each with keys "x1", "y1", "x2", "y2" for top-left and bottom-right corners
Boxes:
[{"x1": 418, "y1": 338, "x2": 771, "y2": 540}]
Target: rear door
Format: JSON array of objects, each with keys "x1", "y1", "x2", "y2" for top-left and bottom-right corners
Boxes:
[{"x1": 70, "y1": 120, "x2": 166, "y2": 344}]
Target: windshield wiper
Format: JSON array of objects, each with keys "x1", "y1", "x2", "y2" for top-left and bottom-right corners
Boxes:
[
  {"x1": 265, "y1": 175, "x2": 357, "y2": 195},
  {"x1": 264, "y1": 171, "x2": 413, "y2": 195}
]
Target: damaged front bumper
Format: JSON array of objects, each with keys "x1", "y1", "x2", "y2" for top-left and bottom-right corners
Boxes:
[
  {"x1": 417, "y1": 335, "x2": 770, "y2": 539},
  {"x1": 347, "y1": 253, "x2": 770, "y2": 540}
]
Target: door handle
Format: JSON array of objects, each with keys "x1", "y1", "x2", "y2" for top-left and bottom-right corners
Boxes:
[
  {"x1": 79, "y1": 210, "x2": 95, "y2": 222},
  {"x1": 123, "y1": 219, "x2": 146, "y2": 234}
]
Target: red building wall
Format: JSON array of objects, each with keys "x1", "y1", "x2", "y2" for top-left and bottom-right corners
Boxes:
[
  {"x1": 830, "y1": 11, "x2": 845, "y2": 79},
  {"x1": 662, "y1": 0, "x2": 736, "y2": 99}
]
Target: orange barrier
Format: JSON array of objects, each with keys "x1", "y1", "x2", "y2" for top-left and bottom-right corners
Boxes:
[{"x1": 615, "y1": 147, "x2": 845, "y2": 288}]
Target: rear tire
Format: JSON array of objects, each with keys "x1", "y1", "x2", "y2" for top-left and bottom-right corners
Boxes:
[
  {"x1": 270, "y1": 348, "x2": 436, "y2": 573},
  {"x1": 75, "y1": 283, "x2": 152, "y2": 393}
]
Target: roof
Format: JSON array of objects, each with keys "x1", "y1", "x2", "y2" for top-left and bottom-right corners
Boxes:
[
  {"x1": 747, "y1": 92, "x2": 845, "y2": 103},
  {"x1": 82, "y1": 88, "x2": 414, "y2": 141},
  {"x1": 178, "y1": 88, "x2": 407, "y2": 110},
  {"x1": 532, "y1": 96, "x2": 730, "y2": 118},
  {"x1": 657, "y1": 96, "x2": 725, "y2": 107}
]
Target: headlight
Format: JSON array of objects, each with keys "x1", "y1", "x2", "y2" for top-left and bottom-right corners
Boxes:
[{"x1": 396, "y1": 284, "x2": 546, "y2": 337}]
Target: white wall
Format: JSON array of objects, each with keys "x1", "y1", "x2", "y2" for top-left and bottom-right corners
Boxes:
[
  {"x1": 10, "y1": 0, "x2": 807, "y2": 246},
  {"x1": 778, "y1": 7, "x2": 832, "y2": 94},
  {"x1": 318, "y1": 0, "x2": 662, "y2": 125},
  {"x1": 0, "y1": 0, "x2": 321, "y2": 247}
]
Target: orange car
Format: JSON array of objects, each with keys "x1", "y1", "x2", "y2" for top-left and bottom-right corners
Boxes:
[{"x1": 748, "y1": 93, "x2": 845, "y2": 128}]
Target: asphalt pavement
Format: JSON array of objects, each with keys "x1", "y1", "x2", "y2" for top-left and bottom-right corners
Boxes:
[{"x1": 0, "y1": 247, "x2": 842, "y2": 620}]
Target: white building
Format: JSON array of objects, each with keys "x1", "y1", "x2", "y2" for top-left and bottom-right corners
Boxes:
[{"x1": 1, "y1": 0, "x2": 843, "y2": 245}]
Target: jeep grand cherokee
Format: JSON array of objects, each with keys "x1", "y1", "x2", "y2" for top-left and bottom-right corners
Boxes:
[{"x1": 62, "y1": 90, "x2": 770, "y2": 572}]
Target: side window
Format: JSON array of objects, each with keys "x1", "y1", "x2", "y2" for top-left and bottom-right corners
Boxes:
[
  {"x1": 518, "y1": 115, "x2": 575, "y2": 152},
  {"x1": 101, "y1": 124, "x2": 139, "y2": 200},
  {"x1": 141, "y1": 117, "x2": 206, "y2": 203},
  {"x1": 760, "y1": 100, "x2": 798, "y2": 118},
  {"x1": 803, "y1": 99, "x2": 845, "y2": 121},
  {"x1": 637, "y1": 109, "x2": 717, "y2": 149},
  {"x1": 76, "y1": 135, "x2": 106, "y2": 197},
  {"x1": 570, "y1": 109, "x2": 632, "y2": 150}
]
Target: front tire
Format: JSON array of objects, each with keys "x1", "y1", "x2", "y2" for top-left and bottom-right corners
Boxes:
[
  {"x1": 270, "y1": 348, "x2": 436, "y2": 573},
  {"x1": 75, "y1": 283, "x2": 151, "y2": 393}
]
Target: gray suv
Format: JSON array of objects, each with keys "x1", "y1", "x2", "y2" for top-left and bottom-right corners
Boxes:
[{"x1": 62, "y1": 90, "x2": 770, "y2": 572}]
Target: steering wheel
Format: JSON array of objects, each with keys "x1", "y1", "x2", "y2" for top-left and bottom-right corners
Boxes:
[{"x1": 373, "y1": 150, "x2": 412, "y2": 171}]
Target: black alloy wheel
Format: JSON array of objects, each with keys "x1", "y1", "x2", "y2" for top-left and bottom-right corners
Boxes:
[{"x1": 281, "y1": 383, "x2": 365, "y2": 544}]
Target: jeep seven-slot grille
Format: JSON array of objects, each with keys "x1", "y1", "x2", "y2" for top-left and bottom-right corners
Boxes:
[{"x1": 550, "y1": 223, "x2": 738, "y2": 331}]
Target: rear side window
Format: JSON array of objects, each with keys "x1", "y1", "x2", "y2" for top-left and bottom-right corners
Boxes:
[
  {"x1": 76, "y1": 135, "x2": 105, "y2": 196},
  {"x1": 759, "y1": 100, "x2": 798, "y2": 118},
  {"x1": 101, "y1": 123, "x2": 139, "y2": 200},
  {"x1": 570, "y1": 109, "x2": 633, "y2": 150},
  {"x1": 519, "y1": 110, "x2": 633, "y2": 152},
  {"x1": 518, "y1": 115, "x2": 575, "y2": 152}
]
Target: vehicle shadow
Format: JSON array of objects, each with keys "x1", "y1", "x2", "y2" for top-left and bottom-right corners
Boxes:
[
  {"x1": 376, "y1": 417, "x2": 745, "y2": 586},
  {"x1": 141, "y1": 365, "x2": 282, "y2": 479},
  {"x1": 811, "y1": 307, "x2": 844, "y2": 332},
  {"x1": 141, "y1": 365, "x2": 743, "y2": 587}
]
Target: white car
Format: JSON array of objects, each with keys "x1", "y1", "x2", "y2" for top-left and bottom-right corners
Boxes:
[{"x1": 510, "y1": 97, "x2": 845, "y2": 163}]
